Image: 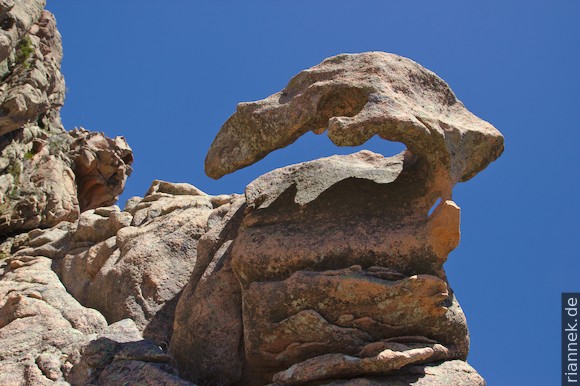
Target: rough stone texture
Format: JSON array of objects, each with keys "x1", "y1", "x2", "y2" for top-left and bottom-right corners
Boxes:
[
  {"x1": 312, "y1": 360, "x2": 485, "y2": 386},
  {"x1": 227, "y1": 151, "x2": 471, "y2": 384},
  {"x1": 0, "y1": 8, "x2": 133, "y2": 237},
  {"x1": 0, "y1": 125, "x2": 133, "y2": 237},
  {"x1": 7, "y1": 220, "x2": 74, "y2": 259},
  {"x1": 0, "y1": 7, "x2": 70, "y2": 235},
  {"x1": 0, "y1": 0, "x2": 45, "y2": 64},
  {"x1": 1, "y1": 179, "x2": 224, "y2": 348},
  {"x1": 0, "y1": 9, "x2": 64, "y2": 137},
  {"x1": 0, "y1": 126, "x2": 133, "y2": 237},
  {"x1": 171, "y1": 195, "x2": 246, "y2": 385},
  {"x1": 0, "y1": 3, "x2": 201, "y2": 385},
  {"x1": 0, "y1": 231, "x2": 191, "y2": 385},
  {"x1": 59, "y1": 180, "x2": 214, "y2": 346},
  {"x1": 206, "y1": 51, "x2": 503, "y2": 190},
  {"x1": 272, "y1": 342, "x2": 453, "y2": 385},
  {"x1": 192, "y1": 52, "x2": 503, "y2": 385},
  {"x1": 68, "y1": 319, "x2": 194, "y2": 386},
  {"x1": 0, "y1": 253, "x2": 107, "y2": 385},
  {"x1": 242, "y1": 267, "x2": 466, "y2": 366},
  {"x1": 247, "y1": 150, "x2": 404, "y2": 209},
  {"x1": 68, "y1": 127, "x2": 133, "y2": 212},
  {"x1": 0, "y1": 132, "x2": 79, "y2": 235},
  {"x1": 0, "y1": 7, "x2": 503, "y2": 384}
]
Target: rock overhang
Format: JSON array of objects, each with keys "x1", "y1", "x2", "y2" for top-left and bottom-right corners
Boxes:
[{"x1": 205, "y1": 51, "x2": 504, "y2": 197}]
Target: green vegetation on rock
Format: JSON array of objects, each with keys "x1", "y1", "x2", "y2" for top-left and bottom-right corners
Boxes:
[{"x1": 15, "y1": 35, "x2": 34, "y2": 69}]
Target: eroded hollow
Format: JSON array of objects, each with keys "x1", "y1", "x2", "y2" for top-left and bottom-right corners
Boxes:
[
  {"x1": 0, "y1": 17, "x2": 14, "y2": 31},
  {"x1": 253, "y1": 131, "x2": 404, "y2": 174}
]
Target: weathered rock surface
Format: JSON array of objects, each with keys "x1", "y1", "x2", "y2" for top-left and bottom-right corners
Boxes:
[
  {"x1": 0, "y1": 7, "x2": 133, "y2": 237},
  {"x1": 1, "y1": 179, "x2": 233, "y2": 346},
  {"x1": 68, "y1": 319, "x2": 194, "y2": 386},
  {"x1": 0, "y1": 253, "x2": 107, "y2": 385},
  {"x1": 0, "y1": 180, "x2": 218, "y2": 384},
  {"x1": 0, "y1": 125, "x2": 133, "y2": 237},
  {"x1": 68, "y1": 127, "x2": 134, "y2": 212},
  {"x1": 61, "y1": 180, "x2": 217, "y2": 345},
  {"x1": 0, "y1": 3, "x2": 198, "y2": 384},
  {"x1": 0, "y1": 0, "x2": 45, "y2": 65},
  {"x1": 183, "y1": 52, "x2": 503, "y2": 385},
  {"x1": 272, "y1": 341, "x2": 454, "y2": 385},
  {"x1": 0, "y1": 4, "x2": 503, "y2": 384},
  {"x1": 223, "y1": 151, "x2": 468, "y2": 384},
  {"x1": 310, "y1": 360, "x2": 485, "y2": 386},
  {"x1": 206, "y1": 51, "x2": 503, "y2": 189},
  {"x1": 0, "y1": 9, "x2": 64, "y2": 137},
  {"x1": 171, "y1": 195, "x2": 246, "y2": 385}
]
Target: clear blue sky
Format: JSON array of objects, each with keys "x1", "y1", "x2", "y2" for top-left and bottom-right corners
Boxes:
[{"x1": 45, "y1": 2, "x2": 580, "y2": 385}]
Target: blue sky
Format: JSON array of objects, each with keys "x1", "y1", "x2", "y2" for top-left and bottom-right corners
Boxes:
[{"x1": 45, "y1": 2, "x2": 579, "y2": 385}]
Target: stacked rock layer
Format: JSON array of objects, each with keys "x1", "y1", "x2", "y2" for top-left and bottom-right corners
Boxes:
[{"x1": 0, "y1": 2, "x2": 503, "y2": 385}]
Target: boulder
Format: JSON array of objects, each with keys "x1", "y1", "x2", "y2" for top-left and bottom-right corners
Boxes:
[
  {"x1": 0, "y1": 8, "x2": 504, "y2": 384},
  {"x1": 229, "y1": 151, "x2": 470, "y2": 383},
  {"x1": 0, "y1": 253, "x2": 107, "y2": 384},
  {"x1": 61, "y1": 181, "x2": 216, "y2": 345},
  {"x1": 68, "y1": 319, "x2": 194, "y2": 386},
  {"x1": 194, "y1": 52, "x2": 503, "y2": 384},
  {"x1": 170, "y1": 196, "x2": 246, "y2": 385},
  {"x1": 68, "y1": 128, "x2": 133, "y2": 212},
  {"x1": 0, "y1": 126, "x2": 133, "y2": 236}
]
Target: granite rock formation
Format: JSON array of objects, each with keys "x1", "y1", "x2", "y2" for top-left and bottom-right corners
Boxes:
[
  {"x1": 205, "y1": 52, "x2": 503, "y2": 187},
  {"x1": 0, "y1": 3, "x2": 503, "y2": 385},
  {"x1": 0, "y1": 178, "x2": 227, "y2": 384},
  {"x1": 0, "y1": 3, "x2": 133, "y2": 237},
  {"x1": 0, "y1": 252, "x2": 106, "y2": 384},
  {"x1": 177, "y1": 52, "x2": 503, "y2": 385},
  {"x1": 60, "y1": 180, "x2": 233, "y2": 346}
]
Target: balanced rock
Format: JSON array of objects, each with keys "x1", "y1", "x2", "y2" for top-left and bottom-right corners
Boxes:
[
  {"x1": 229, "y1": 151, "x2": 468, "y2": 384},
  {"x1": 0, "y1": 4, "x2": 504, "y2": 384},
  {"x1": 68, "y1": 128, "x2": 134, "y2": 212},
  {"x1": 178, "y1": 52, "x2": 505, "y2": 385},
  {"x1": 206, "y1": 51, "x2": 503, "y2": 189}
]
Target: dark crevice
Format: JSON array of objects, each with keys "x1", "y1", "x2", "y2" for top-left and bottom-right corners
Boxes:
[{"x1": 0, "y1": 17, "x2": 14, "y2": 31}]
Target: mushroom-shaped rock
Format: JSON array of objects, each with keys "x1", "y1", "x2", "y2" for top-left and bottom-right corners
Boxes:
[
  {"x1": 193, "y1": 52, "x2": 504, "y2": 385},
  {"x1": 205, "y1": 51, "x2": 503, "y2": 193}
]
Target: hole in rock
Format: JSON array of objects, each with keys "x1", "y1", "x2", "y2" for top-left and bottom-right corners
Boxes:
[
  {"x1": 244, "y1": 131, "x2": 406, "y2": 178},
  {"x1": 205, "y1": 131, "x2": 408, "y2": 199},
  {"x1": 36, "y1": 115, "x2": 45, "y2": 129},
  {"x1": 0, "y1": 17, "x2": 14, "y2": 31},
  {"x1": 428, "y1": 197, "x2": 442, "y2": 217},
  {"x1": 122, "y1": 153, "x2": 134, "y2": 164}
]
